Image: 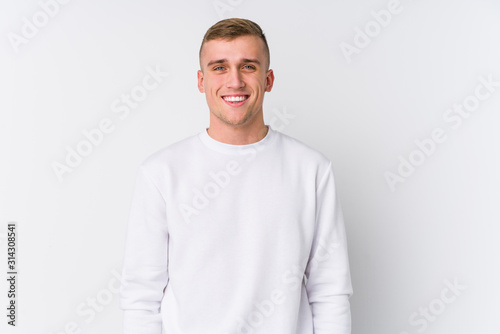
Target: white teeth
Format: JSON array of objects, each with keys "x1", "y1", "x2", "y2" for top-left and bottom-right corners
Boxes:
[{"x1": 223, "y1": 95, "x2": 247, "y2": 102}]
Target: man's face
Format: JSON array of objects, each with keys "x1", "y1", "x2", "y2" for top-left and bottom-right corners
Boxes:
[{"x1": 197, "y1": 35, "x2": 274, "y2": 128}]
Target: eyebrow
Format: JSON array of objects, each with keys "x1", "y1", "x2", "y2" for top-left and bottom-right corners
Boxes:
[{"x1": 206, "y1": 58, "x2": 261, "y2": 67}]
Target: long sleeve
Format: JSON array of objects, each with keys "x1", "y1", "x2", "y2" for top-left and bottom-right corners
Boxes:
[
  {"x1": 120, "y1": 165, "x2": 169, "y2": 334},
  {"x1": 304, "y1": 162, "x2": 353, "y2": 334}
]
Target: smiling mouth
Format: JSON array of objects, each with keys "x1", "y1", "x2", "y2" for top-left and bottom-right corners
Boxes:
[{"x1": 222, "y1": 95, "x2": 249, "y2": 103}]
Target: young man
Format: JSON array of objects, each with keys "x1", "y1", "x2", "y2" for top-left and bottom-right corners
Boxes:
[{"x1": 120, "y1": 18, "x2": 353, "y2": 334}]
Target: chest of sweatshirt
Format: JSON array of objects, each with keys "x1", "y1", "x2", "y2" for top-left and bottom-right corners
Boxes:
[{"x1": 143, "y1": 135, "x2": 328, "y2": 286}]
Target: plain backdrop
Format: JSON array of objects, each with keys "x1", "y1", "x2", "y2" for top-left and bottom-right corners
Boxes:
[{"x1": 1, "y1": 0, "x2": 499, "y2": 333}]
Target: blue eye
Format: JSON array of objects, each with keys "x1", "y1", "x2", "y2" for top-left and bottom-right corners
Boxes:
[
  {"x1": 214, "y1": 66, "x2": 225, "y2": 71},
  {"x1": 244, "y1": 65, "x2": 255, "y2": 70}
]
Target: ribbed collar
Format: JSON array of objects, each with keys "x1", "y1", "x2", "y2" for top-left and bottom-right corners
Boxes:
[{"x1": 198, "y1": 125, "x2": 276, "y2": 154}]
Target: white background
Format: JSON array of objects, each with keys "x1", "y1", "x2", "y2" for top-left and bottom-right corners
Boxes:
[{"x1": 1, "y1": 0, "x2": 499, "y2": 333}]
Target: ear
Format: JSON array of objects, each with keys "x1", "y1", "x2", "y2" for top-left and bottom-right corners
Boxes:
[
  {"x1": 197, "y1": 70, "x2": 205, "y2": 93},
  {"x1": 265, "y1": 69, "x2": 275, "y2": 92}
]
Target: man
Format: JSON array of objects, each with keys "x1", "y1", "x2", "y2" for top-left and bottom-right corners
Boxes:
[{"x1": 120, "y1": 18, "x2": 353, "y2": 334}]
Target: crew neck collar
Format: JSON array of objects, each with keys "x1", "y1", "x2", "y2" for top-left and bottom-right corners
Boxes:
[{"x1": 198, "y1": 125, "x2": 276, "y2": 154}]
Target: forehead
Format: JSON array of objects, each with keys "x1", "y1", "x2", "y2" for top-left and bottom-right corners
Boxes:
[{"x1": 201, "y1": 35, "x2": 265, "y2": 65}]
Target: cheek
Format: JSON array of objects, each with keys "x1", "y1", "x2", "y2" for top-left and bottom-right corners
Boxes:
[
  {"x1": 208, "y1": 88, "x2": 220, "y2": 101},
  {"x1": 206, "y1": 78, "x2": 223, "y2": 95},
  {"x1": 206, "y1": 88, "x2": 221, "y2": 105}
]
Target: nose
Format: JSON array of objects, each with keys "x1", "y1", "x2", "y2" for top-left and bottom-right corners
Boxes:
[{"x1": 225, "y1": 68, "x2": 245, "y2": 89}]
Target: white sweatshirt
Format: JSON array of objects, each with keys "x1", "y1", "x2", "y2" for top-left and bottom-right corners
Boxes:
[{"x1": 120, "y1": 125, "x2": 353, "y2": 334}]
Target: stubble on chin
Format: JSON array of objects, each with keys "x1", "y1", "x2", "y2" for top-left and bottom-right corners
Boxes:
[{"x1": 213, "y1": 107, "x2": 254, "y2": 127}]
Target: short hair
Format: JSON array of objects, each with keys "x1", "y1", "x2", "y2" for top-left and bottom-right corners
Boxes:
[{"x1": 199, "y1": 18, "x2": 270, "y2": 71}]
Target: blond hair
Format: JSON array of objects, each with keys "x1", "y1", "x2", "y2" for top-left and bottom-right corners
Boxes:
[{"x1": 199, "y1": 18, "x2": 270, "y2": 70}]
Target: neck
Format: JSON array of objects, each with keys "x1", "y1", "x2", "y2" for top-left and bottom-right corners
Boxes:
[{"x1": 207, "y1": 120, "x2": 269, "y2": 145}]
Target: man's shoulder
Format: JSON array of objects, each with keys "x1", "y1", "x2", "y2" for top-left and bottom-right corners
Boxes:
[
  {"x1": 140, "y1": 131, "x2": 200, "y2": 169},
  {"x1": 275, "y1": 130, "x2": 331, "y2": 166}
]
